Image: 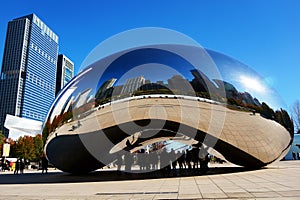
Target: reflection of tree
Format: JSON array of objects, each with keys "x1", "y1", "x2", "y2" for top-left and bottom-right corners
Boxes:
[
  {"x1": 134, "y1": 83, "x2": 173, "y2": 96},
  {"x1": 274, "y1": 109, "x2": 294, "y2": 137},
  {"x1": 42, "y1": 110, "x2": 73, "y2": 143},
  {"x1": 73, "y1": 101, "x2": 94, "y2": 119},
  {"x1": 260, "y1": 102, "x2": 275, "y2": 120},
  {"x1": 134, "y1": 89, "x2": 173, "y2": 96}
]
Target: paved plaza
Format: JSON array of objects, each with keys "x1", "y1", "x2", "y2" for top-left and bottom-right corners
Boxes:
[{"x1": 0, "y1": 160, "x2": 299, "y2": 199}]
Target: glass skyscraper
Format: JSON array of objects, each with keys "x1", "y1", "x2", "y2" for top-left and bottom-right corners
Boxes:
[
  {"x1": 55, "y1": 54, "x2": 74, "y2": 95},
  {"x1": 0, "y1": 14, "x2": 59, "y2": 137}
]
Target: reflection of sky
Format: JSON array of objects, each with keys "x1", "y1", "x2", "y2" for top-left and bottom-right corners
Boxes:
[
  {"x1": 207, "y1": 49, "x2": 286, "y2": 110},
  {"x1": 80, "y1": 27, "x2": 200, "y2": 70},
  {"x1": 96, "y1": 48, "x2": 196, "y2": 88}
]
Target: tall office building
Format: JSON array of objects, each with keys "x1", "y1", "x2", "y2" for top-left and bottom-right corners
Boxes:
[
  {"x1": 0, "y1": 14, "x2": 59, "y2": 137},
  {"x1": 55, "y1": 54, "x2": 74, "y2": 95}
]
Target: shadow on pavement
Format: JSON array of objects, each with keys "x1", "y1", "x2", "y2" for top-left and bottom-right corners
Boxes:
[{"x1": 0, "y1": 167, "x2": 259, "y2": 184}]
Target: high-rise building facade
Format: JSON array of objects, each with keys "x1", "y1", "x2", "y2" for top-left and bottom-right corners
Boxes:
[
  {"x1": 55, "y1": 54, "x2": 74, "y2": 95},
  {"x1": 0, "y1": 14, "x2": 59, "y2": 137}
]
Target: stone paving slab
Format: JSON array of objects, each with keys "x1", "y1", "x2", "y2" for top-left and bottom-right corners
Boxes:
[{"x1": 0, "y1": 161, "x2": 300, "y2": 199}]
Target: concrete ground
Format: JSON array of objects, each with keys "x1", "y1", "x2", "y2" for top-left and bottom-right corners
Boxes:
[{"x1": 0, "y1": 161, "x2": 299, "y2": 200}]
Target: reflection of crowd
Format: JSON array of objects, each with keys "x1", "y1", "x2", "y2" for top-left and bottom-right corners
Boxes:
[
  {"x1": 292, "y1": 151, "x2": 300, "y2": 160},
  {"x1": 114, "y1": 145, "x2": 212, "y2": 176}
]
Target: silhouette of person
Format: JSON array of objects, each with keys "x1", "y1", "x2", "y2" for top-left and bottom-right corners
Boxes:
[
  {"x1": 292, "y1": 151, "x2": 296, "y2": 160},
  {"x1": 177, "y1": 150, "x2": 185, "y2": 170},
  {"x1": 199, "y1": 145, "x2": 209, "y2": 174},
  {"x1": 191, "y1": 147, "x2": 200, "y2": 169},
  {"x1": 14, "y1": 159, "x2": 20, "y2": 174},
  {"x1": 185, "y1": 149, "x2": 192, "y2": 170},
  {"x1": 137, "y1": 149, "x2": 146, "y2": 171},
  {"x1": 116, "y1": 151, "x2": 123, "y2": 171},
  {"x1": 124, "y1": 152, "x2": 133, "y2": 172},
  {"x1": 159, "y1": 148, "x2": 169, "y2": 172},
  {"x1": 20, "y1": 159, "x2": 25, "y2": 174},
  {"x1": 41, "y1": 156, "x2": 48, "y2": 174},
  {"x1": 150, "y1": 151, "x2": 159, "y2": 170}
]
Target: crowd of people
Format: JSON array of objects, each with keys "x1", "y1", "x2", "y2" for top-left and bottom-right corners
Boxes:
[
  {"x1": 0, "y1": 157, "x2": 25, "y2": 174},
  {"x1": 0, "y1": 157, "x2": 12, "y2": 172},
  {"x1": 292, "y1": 151, "x2": 300, "y2": 160},
  {"x1": 0, "y1": 145, "x2": 218, "y2": 176},
  {"x1": 0, "y1": 155, "x2": 48, "y2": 174},
  {"x1": 114, "y1": 145, "x2": 212, "y2": 175}
]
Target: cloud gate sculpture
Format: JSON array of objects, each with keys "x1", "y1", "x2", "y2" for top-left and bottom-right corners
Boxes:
[{"x1": 42, "y1": 32, "x2": 293, "y2": 173}]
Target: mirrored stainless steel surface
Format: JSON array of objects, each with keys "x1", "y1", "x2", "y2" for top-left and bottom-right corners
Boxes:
[{"x1": 43, "y1": 44, "x2": 293, "y2": 173}]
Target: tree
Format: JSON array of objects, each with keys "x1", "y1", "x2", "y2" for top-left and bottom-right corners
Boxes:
[
  {"x1": 14, "y1": 136, "x2": 35, "y2": 160},
  {"x1": 275, "y1": 109, "x2": 294, "y2": 137},
  {"x1": 292, "y1": 100, "x2": 300, "y2": 133},
  {"x1": 33, "y1": 134, "x2": 43, "y2": 161},
  {"x1": 9, "y1": 135, "x2": 43, "y2": 161},
  {"x1": 0, "y1": 131, "x2": 5, "y2": 155}
]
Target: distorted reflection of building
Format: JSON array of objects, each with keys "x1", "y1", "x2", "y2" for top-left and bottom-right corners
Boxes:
[
  {"x1": 73, "y1": 88, "x2": 92, "y2": 109},
  {"x1": 120, "y1": 76, "x2": 145, "y2": 95},
  {"x1": 95, "y1": 79, "x2": 116, "y2": 105},
  {"x1": 167, "y1": 75, "x2": 192, "y2": 94}
]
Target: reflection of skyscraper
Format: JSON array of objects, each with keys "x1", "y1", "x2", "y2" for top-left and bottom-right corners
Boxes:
[
  {"x1": 74, "y1": 88, "x2": 92, "y2": 109},
  {"x1": 214, "y1": 80, "x2": 238, "y2": 99},
  {"x1": 95, "y1": 78, "x2": 116, "y2": 100},
  {"x1": 121, "y1": 76, "x2": 145, "y2": 95},
  {"x1": 0, "y1": 14, "x2": 59, "y2": 137},
  {"x1": 167, "y1": 75, "x2": 192, "y2": 92},
  {"x1": 56, "y1": 54, "x2": 74, "y2": 95},
  {"x1": 190, "y1": 70, "x2": 211, "y2": 93}
]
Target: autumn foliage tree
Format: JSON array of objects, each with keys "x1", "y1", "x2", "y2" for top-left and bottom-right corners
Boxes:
[
  {"x1": 0, "y1": 131, "x2": 5, "y2": 154},
  {"x1": 3, "y1": 134, "x2": 43, "y2": 162}
]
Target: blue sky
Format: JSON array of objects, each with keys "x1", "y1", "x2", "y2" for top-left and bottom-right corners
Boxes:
[{"x1": 0, "y1": 0, "x2": 299, "y2": 109}]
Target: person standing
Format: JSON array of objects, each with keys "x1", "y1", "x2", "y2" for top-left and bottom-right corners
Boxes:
[
  {"x1": 199, "y1": 145, "x2": 209, "y2": 174},
  {"x1": 292, "y1": 151, "x2": 296, "y2": 160},
  {"x1": 20, "y1": 159, "x2": 25, "y2": 174},
  {"x1": 41, "y1": 156, "x2": 48, "y2": 174},
  {"x1": 116, "y1": 151, "x2": 123, "y2": 172},
  {"x1": 14, "y1": 159, "x2": 20, "y2": 174}
]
